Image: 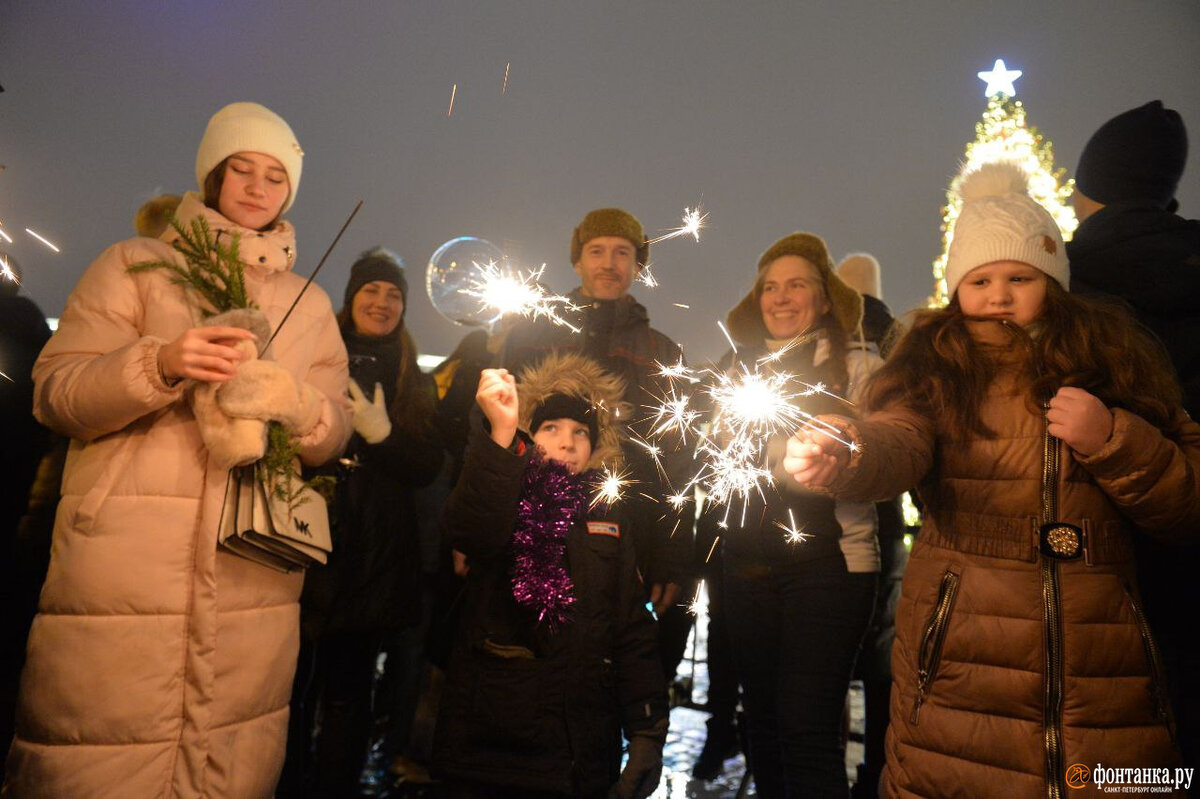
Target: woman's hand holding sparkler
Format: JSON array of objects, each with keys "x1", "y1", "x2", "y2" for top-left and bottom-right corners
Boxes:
[
  {"x1": 477, "y1": 368, "x2": 519, "y2": 448},
  {"x1": 783, "y1": 428, "x2": 851, "y2": 489}
]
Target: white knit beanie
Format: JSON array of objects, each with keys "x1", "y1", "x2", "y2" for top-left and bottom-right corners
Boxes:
[
  {"x1": 836, "y1": 253, "x2": 883, "y2": 300},
  {"x1": 944, "y1": 161, "x2": 1067, "y2": 299},
  {"x1": 195, "y1": 102, "x2": 304, "y2": 212}
]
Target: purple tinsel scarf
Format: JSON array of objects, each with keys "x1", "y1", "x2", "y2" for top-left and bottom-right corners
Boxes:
[{"x1": 510, "y1": 454, "x2": 592, "y2": 629}]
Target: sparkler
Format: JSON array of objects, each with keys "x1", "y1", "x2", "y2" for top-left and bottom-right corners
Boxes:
[
  {"x1": 590, "y1": 467, "x2": 629, "y2": 509},
  {"x1": 635, "y1": 264, "x2": 658, "y2": 288},
  {"x1": 647, "y1": 205, "x2": 708, "y2": 245},
  {"x1": 463, "y1": 260, "x2": 582, "y2": 331},
  {"x1": 640, "y1": 330, "x2": 862, "y2": 525},
  {"x1": 687, "y1": 580, "x2": 706, "y2": 616},
  {"x1": 447, "y1": 83, "x2": 457, "y2": 117},
  {"x1": 25, "y1": 228, "x2": 60, "y2": 252},
  {"x1": 777, "y1": 509, "x2": 809, "y2": 544},
  {"x1": 501, "y1": 62, "x2": 510, "y2": 94},
  {"x1": 0, "y1": 254, "x2": 17, "y2": 285},
  {"x1": 0, "y1": 227, "x2": 12, "y2": 244}
]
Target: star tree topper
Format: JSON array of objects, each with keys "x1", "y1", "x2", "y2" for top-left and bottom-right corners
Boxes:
[{"x1": 977, "y1": 59, "x2": 1022, "y2": 97}]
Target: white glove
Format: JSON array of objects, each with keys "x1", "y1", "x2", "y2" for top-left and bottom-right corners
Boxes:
[{"x1": 348, "y1": 379, "x2": 393, "y2": 444}]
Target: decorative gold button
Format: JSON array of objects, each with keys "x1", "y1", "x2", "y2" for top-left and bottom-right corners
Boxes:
[{"x1": 1045, "y1": 524, "x2": 1080, "y2": 557}]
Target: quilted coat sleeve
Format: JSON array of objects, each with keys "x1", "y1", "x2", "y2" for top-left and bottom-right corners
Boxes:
[
  {"x1": 33, "y1": 242, "x2": 184, "y2": 441},
  {"x1": 821, "y1": 404, "x2": 938, "y2": 503},
  {"x1": 293, "y1": 298, "x2": 353, "y2": 467},
  {"x1": 1074, "y1": 407, "x2": 1200, "y2": 535}
]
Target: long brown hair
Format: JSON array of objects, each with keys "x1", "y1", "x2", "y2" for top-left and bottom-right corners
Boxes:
[
  {"x1": 863, "y1": 280, "x2": 1181, "y2": 439},
  {"x1": 336, "y1": 308, "x2": 437, "y2": 440}
]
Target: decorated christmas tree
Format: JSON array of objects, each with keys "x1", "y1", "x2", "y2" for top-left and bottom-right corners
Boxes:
[{"x1": 929, "y1": 60, "x2": 1078, "y2": 306}]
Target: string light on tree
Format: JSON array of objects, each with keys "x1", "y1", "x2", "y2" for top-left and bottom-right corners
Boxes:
[{"x1": 929, "y1": 60, "x2": 1077, "y2": 306}]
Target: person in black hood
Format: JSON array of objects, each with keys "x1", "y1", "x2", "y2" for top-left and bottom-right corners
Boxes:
[
  {"x1": 283, "y1": 246, "x2": 443, "y2": 798},
  {"x1": 433, "y1": 352, "x2": 667, "y2": 799},
  {"x1": 1068, "y1": 99, "x2": 1200, "y2": 787}
]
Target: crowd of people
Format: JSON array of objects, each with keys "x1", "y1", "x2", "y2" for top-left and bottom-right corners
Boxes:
[{"x1": 0, "y1": 97, "x2": 1196, "y2": 799}]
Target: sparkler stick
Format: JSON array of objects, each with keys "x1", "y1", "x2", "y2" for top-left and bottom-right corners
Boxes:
[{"x1": 265, "y1": 200, "x2": 362, "y2": 349}]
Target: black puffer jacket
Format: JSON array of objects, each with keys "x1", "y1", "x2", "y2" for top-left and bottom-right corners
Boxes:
[
  {"x1": 432, "y1": 421, "x2": 667, "y2": 795},
  {"x1": 301, "y1": 331, "x2": 443, "y2": 637},
  {"x1": 496, "y1": 288, "x2": 692, "y2": 585}
]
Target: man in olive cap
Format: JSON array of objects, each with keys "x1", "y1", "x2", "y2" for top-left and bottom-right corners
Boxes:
[
  {"x1": 495, "y1": 208, "x2": 693, "y2": 673},
  {"x1": 1068, "y1": 100, "x2": 1200, "y2": 779}
]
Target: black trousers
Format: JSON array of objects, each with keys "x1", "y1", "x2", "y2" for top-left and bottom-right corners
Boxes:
[{"x1": 725, "y1": 563, "x2": 877, "y2": 799}]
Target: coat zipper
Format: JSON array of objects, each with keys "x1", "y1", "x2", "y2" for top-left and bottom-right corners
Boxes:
[
  {"x1": 911, "y1": 570, "x2": 960, "y2": 725},
  {"x1": 1124, "y1": 584, "x2": 1173, "y2": 731},
  {"x1": 1040, "y1": 406, "x2": 1066, "y2": 799}
]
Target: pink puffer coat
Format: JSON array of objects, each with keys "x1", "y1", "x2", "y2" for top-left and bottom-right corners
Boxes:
[{"x1": 4, "y1": 193, "x2": 351, "y2": 798}]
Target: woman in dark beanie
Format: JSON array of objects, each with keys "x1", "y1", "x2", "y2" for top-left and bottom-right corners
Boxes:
[
  {"x1": 701, "y1": 232, "x2": 881, "y2": 797},
  {"x1": 287, "y1": 247, "x2": 443, "y2": 798}
]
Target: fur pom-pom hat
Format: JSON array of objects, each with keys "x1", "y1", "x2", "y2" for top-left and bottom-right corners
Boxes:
[
  {"x1": 725, "y1": 232, "x2": 863, "y2": 345},
  {"x1": 195, "y1": 102, "x2": 304, "y2": 213},
  {"x1": 517, "y1": 351, "x2": 629, "y2": 472},
  {"x1": 944, "y1": 161, "x2": 1068, "y2": 299},
  {"x1": 569, "y1": 207, "x2": 649, "y2": 268}
]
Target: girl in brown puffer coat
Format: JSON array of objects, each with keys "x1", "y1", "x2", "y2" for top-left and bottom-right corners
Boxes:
[{"x1": 785, "y1": 161, "x2": 1200, "y2": 799}]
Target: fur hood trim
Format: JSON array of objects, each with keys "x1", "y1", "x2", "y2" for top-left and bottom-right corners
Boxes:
[{"x1": 517, "y1": 351, "x2": 628, "y2": 471}]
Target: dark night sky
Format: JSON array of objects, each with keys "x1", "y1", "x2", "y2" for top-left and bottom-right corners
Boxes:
[{"x1": 2, "y1": 1, "x2": 1198, "y2": 362}]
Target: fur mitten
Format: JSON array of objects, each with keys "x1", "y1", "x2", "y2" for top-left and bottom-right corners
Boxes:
[
  {"x1": 218, "y1": 359, "x2": 323, "y2": 435},
  {"x1": 187, "y1": 309, "x2": 274, "y2": 470}
]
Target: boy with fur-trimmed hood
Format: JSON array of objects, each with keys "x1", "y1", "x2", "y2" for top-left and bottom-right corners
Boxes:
[{"x1": 432, "y1": 352, "x2": 668, "y2": 799}]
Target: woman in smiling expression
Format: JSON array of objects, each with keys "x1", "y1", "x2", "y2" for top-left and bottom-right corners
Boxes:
[
  {"x1": 289, "y1": 247, "x2": 442, "y2": 797},
  {"x1": 704, "y1": 232, "x2": 882, "y2": 797}
]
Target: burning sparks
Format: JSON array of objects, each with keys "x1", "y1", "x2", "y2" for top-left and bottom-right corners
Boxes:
[
  {"x1": 447, "y1": 83, "x2": 457, "y2": 117},
  {"x1": 501, "y1": 62, "x2": 510, "y2": 94},
  {"x1": 641, "y1": 334, "x2": 860, "y2": 523},
  {"x1": 0, "y1": 254, "x2": 17, "y2": 285},
  {"x1": 647, "y1": 205, "x2": 708, "y2": 245},
  {"x1": 777, "y1": 509, "x2": 809, "y2": 544},
  {"x1": 635, "y1": 264, "x2": 658, "y2": 288},
  {"x1": 0, "y1": 227, "x2": 12, "y2": 244},
  {"x1": 25, "y1": 228, "x2": 60, "y2": 252},
  {"x1": 464, "y1": 260, "x2": 582, "y2": 331},
  {"x1": 590, "y1": 467, "x2": 629, "y2": 509}
]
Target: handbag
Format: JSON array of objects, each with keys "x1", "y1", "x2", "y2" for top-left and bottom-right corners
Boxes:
[{"x1": 218, "y1": 463, "x2": 332, "y2": 572}]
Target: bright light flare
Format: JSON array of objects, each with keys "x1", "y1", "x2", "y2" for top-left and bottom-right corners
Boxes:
[
  {"x1": 0, "y1": 227, "x2": 12, "y2": 244},
  {"x1": 0, "y1": 254, "x2": 17, "y2": 285},
  {"x1": 464, "y1": 261, "x2": 581, "y2": 331},
  {"x1": 590, "y1": 467, "x2": 629, "y2": 509},
  {"x1": 647, "y1": 205, "x2": 708, "y2": 245},
  {"x1": 777, "y1": 509, "x2": 809, "y2": 545}
]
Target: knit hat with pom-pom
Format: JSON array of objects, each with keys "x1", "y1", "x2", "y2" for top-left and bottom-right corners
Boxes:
[{"x1": 944, "y1": 161, "x2": 1067, "y2": 299}]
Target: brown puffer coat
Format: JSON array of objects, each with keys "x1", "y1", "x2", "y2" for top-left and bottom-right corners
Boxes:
[
  {"x1": 823, "y1": 320, "x2": 1200, "y2": 799},
  {"x1": 4, "y1": 193, "x2": 352, "y2": 798}
]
